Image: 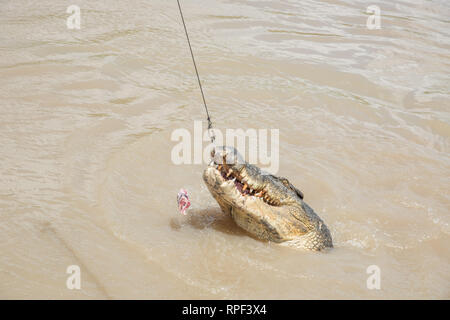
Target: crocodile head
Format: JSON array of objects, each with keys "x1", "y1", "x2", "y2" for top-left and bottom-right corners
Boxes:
[{"x1": 203, "y1": 146, "x2": 333, "y2": 251}]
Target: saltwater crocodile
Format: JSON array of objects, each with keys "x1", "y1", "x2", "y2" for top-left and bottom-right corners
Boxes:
[{"x1": 203, "y1": 146, "x2": 333, "y2": 251}]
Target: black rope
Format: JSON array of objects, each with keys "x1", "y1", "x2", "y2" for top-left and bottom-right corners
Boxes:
[{"x1": 176, "y1": 0, "x2": 215, "y2": 143}]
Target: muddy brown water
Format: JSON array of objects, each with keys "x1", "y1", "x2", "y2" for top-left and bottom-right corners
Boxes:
[{"x1": 0, "y1": 0, "x2": 449, "y2": 299}]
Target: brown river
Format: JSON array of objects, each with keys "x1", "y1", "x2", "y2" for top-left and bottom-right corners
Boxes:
[{"x1": 0, "y1": 0, "x2": 449, "y2": 299}]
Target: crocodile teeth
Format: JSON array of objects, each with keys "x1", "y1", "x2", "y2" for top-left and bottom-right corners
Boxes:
[{"x1": 243, "y1": 184, "x2": 248, "y2": 191}]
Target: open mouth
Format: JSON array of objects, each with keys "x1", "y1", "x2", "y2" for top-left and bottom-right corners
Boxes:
[{"x1": 210, "y1": 161, "x2": 280, "y2": 206}]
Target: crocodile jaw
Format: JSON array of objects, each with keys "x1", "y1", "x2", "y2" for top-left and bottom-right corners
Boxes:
[
  {"x1": 203, "y1": 166, "x2": 273, "y2": 213},
  {"x1": 202, "y1": 146, "x2": 333, "y2": 251}
]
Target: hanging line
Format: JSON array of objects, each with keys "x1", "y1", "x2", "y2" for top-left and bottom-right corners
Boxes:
[{"x1": 176, "y1": 0, "x2": 216, "y2": 144}]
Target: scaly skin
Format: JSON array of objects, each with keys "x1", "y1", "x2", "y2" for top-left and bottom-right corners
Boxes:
[{"x1": 203, "y1": 146, "x2": 333, "y2": 251}]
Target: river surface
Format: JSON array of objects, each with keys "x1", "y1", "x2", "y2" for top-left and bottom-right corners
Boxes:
[{"x1": 0, "y1": 0, "x2": 449, "y2": 299}]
